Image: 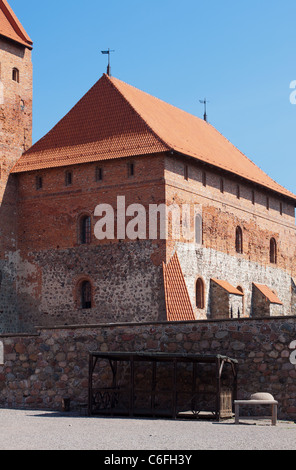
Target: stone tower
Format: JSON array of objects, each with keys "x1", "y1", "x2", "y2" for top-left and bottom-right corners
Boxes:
[
  {"x1": 0, "y1": 0, "x2": 33, "y2": 332},
  {"x1": 0, "y1": 0, "x2": 33, "y2": 199}
]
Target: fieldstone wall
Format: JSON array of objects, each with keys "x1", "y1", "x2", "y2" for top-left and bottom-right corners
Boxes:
[
  {"x1": 1, "y1": 240, "x2": 166, "y2": 333},
  {"x1": 209, "y1": 281, "x2": 243, "y2": 319},
  {"x1": 176, "y1": 243, "x2": 289, "y2": 319},
  {"x1": 0, "y1": 317, "x2": 296, "y2": 419}
]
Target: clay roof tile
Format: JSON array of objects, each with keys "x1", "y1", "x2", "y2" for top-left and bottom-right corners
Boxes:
[
  {"x1": 11, "y1": 74, "x2": 296, "y2": 203},
  {"x1": 211, "y1": 279, "x2": 244, "y2": 296},
  {"x1": 0, "y1": 0, "x2": 33, "y2": 48},
  {"x1": 163, "y1": 252, "x2": 196, "y2": 322},
  {"x1": 253, "y1": 283, "x2": 283, "y2": 305}
]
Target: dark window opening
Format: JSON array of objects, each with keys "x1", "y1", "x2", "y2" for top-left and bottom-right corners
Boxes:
[
  {"x1": 36, "y1": 176, "x2": 43, "y2": 190},
  {"x1": 12, "y1": 68, "x2": 19, "y2": 83},
  {"x1": 235, "y1": 226, "x2": 243, "y2": 254},
  {"x1": 196, "y1": 278, "x2": 205, "y2": 309},
  {"x1": 65, "y1": 171, "x2": 72, "y2": 186},
  {"x1": 96, "y1": 166, "x2": 103, "y2": 182},
  {"x1": 220, "y1": 178, "x2": 224, "y2": 193},
  {"x1": 252, "y1": 190, "x2": 255, "y2": 205},
  {"x1": 81, "y1": 281, "x2": 92, "y2": 309},
  {"x1": 128, "y1": 162, "x2": 135, "y2": 177},
  {"x1": 80, "y1": 215, "x2": 91, "y2": 245},
  {"x1": 270, "y1": 238, "x2": 277, "y2": 264},
  {"x1": 184, "y1": 164, "x2": 189, "y2": 181},
  {"x1": 236, "y1": 184, "x2": 240, "y2": 199},
  {"x1": 202, "y1": 171, "x2": 206, "y2": 187}
]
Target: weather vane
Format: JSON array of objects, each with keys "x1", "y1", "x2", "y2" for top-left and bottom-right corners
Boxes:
[
  {"x1": 199, "y1": 98, "x2": 209, "y2": 122},
  {"x1": 101, "y1": 49, "x2": 115, "y2": 76}
]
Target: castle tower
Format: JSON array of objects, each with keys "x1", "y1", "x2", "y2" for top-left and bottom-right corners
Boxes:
[
  {"x1": 0, "y1": 1, "x2": 33, "y2": 332},
  {"x1": 0, "y1": 0, "x2": 33, "y2": 201}
]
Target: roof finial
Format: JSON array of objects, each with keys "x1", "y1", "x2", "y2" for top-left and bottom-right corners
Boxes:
[
  {"x1": 199, "y1": 98, "x2": 209, "y2": 122},
  {"x1": 101, "y1": 48, "x2": 115, "y2": 76}
]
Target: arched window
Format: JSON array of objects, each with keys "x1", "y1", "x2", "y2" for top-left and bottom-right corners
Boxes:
[
  {"x1": 12, "y1": 68, "x2": 19, "y2": 82},
  {"x1": 80, "y1": 215, "x2": 91, "y2": 244},
  {"x1": 235, "y1": 226, "x2": 243, "y2": 254},
  {"x1": 196, "y1": 278, "x2": 205, "y2": 309},
  {"x1": 81, "y1": 280, "x2": 92, "y2": 309},
  {"x1": 270, "y1": 238, "x2": 277, "y2": 264}
]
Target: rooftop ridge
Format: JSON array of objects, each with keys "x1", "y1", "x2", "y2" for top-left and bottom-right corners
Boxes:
[{"x1": 11, "y1": 74, "x2": 296, "y2": 202}]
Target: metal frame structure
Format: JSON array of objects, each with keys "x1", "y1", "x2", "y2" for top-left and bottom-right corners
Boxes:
[{"x1": 88, "y1": 351, "x2": 238, "y2": 420}]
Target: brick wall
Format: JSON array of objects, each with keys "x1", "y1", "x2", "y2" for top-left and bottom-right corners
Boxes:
[
  {"x1": 164, "y1": 154, "x2": 296, "y2": 319},
  {"x1": 5, "y1": 155, "x2": 166, "y2": 331},
  {"x1": 0, "y1": 38, "x2": 32, "y2": 199},
  {"x1": 0, "y1": 317, "x2": 296, "y2": 419},
  {"x1": 0, "y1": 37, "x2": 32, "y2": 331}
]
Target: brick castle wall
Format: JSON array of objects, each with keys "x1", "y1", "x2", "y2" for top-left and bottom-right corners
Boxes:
[
  {"x1": 0, "y1": 37, "x2": 32, "y2": 331},
  {"x1": 165, "y1": 154, "x2": 296, "y2": 319}
]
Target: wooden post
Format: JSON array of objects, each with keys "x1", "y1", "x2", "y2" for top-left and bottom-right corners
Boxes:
[
  {"x1": 130, "y1": 355, "x2": 134, "y2": 416},
  {"x1": 172, "y1": 358, "x2": 177, "y2": 419},
  {"x1": 272, "y1": 403, "x2": 277, "y2": 426}
]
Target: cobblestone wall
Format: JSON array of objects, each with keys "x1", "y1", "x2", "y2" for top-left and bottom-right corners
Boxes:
[{"x1": 0, "y1": 317, "x2": 296, "y2": 419}]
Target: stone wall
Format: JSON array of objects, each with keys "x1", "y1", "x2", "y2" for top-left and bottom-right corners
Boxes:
[
  {"x1": 0, "y1": 317, "x2": 296, "y2": 420},
  {"x1": 17, "y1": 241, "x2": 166, "y2": 332},
  {"x1": 176, "y1": 243, "x2": 290, "y2": 319}
]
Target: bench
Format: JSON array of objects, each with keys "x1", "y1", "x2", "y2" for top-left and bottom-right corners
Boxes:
[{"x1": 234, "y1": 399, "x2": 278, "y2": 426}]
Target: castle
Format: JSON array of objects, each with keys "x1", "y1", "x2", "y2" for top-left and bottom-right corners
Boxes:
[{"x1": 0, "y1": 0, "x2": 296, "y2": 334}]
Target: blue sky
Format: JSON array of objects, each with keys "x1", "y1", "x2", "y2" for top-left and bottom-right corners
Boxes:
[{"x1": 9, "y1": 0, "x2": 296, "y2": 193}]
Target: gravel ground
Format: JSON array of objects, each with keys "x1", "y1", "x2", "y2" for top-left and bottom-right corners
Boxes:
[{"x1": 0, "y1": 408, "x2": 295, "y2": 451}]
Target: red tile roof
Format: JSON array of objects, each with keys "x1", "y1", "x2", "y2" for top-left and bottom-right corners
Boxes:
[
  {"x1": 253, "y1": 283, "x2": 283, "y2": 305},
  {"x1": 211, "y1": 279, "x2": 244, "y2": 296},
  {"x1": 163, "y1": 252, "x2": 196, "y2": 322},
  {"x1": 11, "y1": 74, "x2": 296, "y2": 202},
  {"x1": 0, "y1": 0, "x2": 32, "y2": 49}
]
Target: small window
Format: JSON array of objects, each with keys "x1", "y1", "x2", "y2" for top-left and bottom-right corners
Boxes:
[
  {"x1": 80, "y1": 215, "x2": 91, "y2": 244},
  {"x1": 65, "y1": 171, "x2": 72, "y2": 186},
  {"x1": 12, "y1": 68, "x2": 19, "y2": 83},
  {"x1": 236, "y1": 184, "x2": 240, "y2": 199},
  {"x1": 95, "y1": 166, "x2": 103, "y2": 182},
  {"x1": 202, "y1": 171, "x2": 207, "y2": 187},
  {"x1": 235, "y1": 226, "x2": 243, "y2": 254},
  {"x1": 280, "y1": 202, "x2": 283, "y2": 216},
  {"x1": 128, "y1": 162, "x2": 134, "y2": 177},
  {"x1": 196, "y1": 278, "x2": 205, "y2": 309},
  {"x1": 266, "y1": 196, "x2": 270, "y2": 210},
  {"x1": 220, "y1": 178, "x2": 224, "y2": 193},
  {"x1": 252, "y1": 190, "x2": 255, "y2": 205},
  {"x1": 36, "y1": 176, "x2": 43, "y2": 190},
  {"x1": 184, "y1": 164, "x2": 189, "y2": 181},
  {"x1": 80, "y1": 281, "x2": 92, "y2": 309},
  {"x1": 270, "y1": 238, "x2": 277, "y2": 264}
]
